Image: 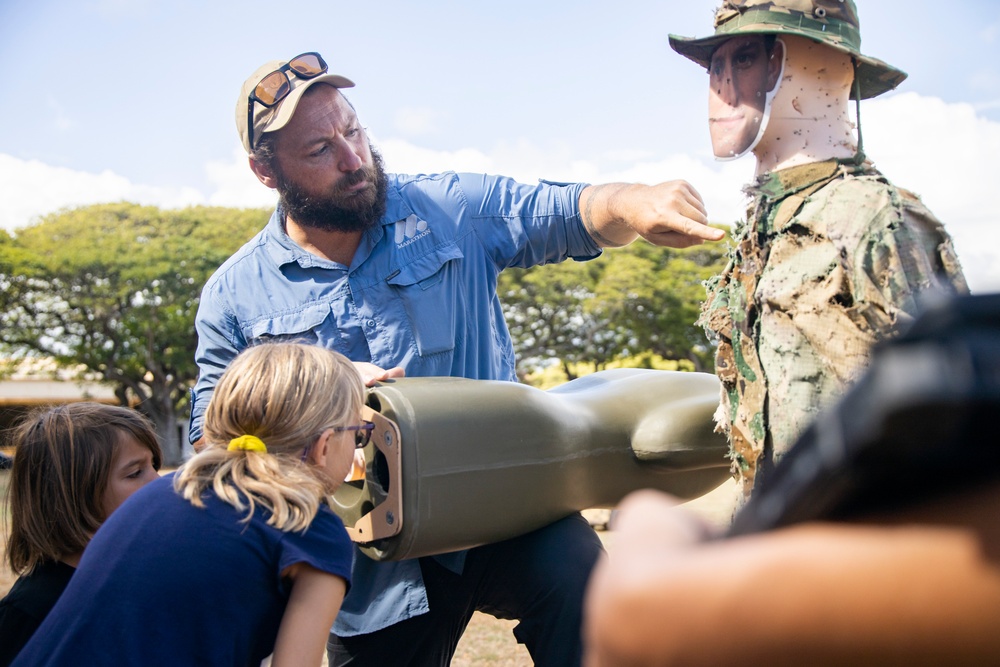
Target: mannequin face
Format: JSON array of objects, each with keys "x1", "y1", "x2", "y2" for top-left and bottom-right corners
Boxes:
[{"x1": 708, "y1": 35, "x2": 784, "y2": 159}]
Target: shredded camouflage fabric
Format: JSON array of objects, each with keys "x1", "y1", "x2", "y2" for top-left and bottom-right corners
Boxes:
[{"x1": 700, "y1": 159, "x2": 968, "y2": 497}]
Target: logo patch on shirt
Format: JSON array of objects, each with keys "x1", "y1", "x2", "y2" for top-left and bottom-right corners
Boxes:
[{"x1": 394, "y1": 214, "x2": 430, "y2": 248}]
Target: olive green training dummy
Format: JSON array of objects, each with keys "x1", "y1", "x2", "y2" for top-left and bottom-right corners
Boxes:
[{"x1": 332, "y1": 369, "x2": 730, "y2": 561}]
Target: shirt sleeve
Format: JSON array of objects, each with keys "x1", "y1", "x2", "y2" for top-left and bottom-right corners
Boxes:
[
  {"x1": 277, "y1": 506, "x2": 354, "y2": 593},
  {"x1": 454, "y1": 173, "x2": 601, "y2": 270},
  {"x1": 845, "y1": 183, "x2": 968, "y2": 332},
  {"x1": 188, "y1": 284, "x2": 247, "y2": 444}
]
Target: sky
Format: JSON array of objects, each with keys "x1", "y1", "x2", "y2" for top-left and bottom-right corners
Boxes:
[{"x1": 1, "y1": 0, "x2": 998, "y2": 291}]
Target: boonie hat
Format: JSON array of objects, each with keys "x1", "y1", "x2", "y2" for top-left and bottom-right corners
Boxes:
[
  {"x1": 236, "y1": 54, "x2": 354, "y2": 154},
  {"x1": 668, "y1": 0, "x2": 907, "y2": 99}
]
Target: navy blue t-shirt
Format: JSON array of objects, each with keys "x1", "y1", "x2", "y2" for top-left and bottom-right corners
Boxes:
[{"x1": 13, "y1": 473, "x2": 353, "y2": 667}]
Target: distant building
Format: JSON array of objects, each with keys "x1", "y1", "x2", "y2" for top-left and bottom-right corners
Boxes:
[{"x1": 0, "y1": 357, "x2": 120, "y2": 450}]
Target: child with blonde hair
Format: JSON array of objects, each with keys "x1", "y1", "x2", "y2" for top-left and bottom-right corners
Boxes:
[
  {"x1": 0, "y1": 403, "x2": 162, "y2": 667},
  {"x1": 13, "y1": 343, "x2": 362, "y2": 667}
]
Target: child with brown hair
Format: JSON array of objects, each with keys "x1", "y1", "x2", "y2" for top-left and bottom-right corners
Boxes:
[
  {"x1": 13, "y1": 343, "x2": 360, "y2": 667},
  {"x1": 0, "y1": 403, "x2": 162, "y2": 666}
]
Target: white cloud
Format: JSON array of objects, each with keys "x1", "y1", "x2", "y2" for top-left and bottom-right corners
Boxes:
[
  {"x1": 2, "y1": 93, "x2": 996, "y2": 293},
  {"x1": 0, "y1": 145, "x2": 277, "y2": 233},
  {"x1": 379, "y1": 136, "x2": 753, "y2": 227},
  {"x1": 203, "y1": 145, "x2": 278, "y2": 209},
  {"x1": 416, "y1": 93, "x2": 998, "y2": 293},
  {"x1": 0, "y1": 155, "x2": 204, "y2": 232},
  {"x1": 861, "y1": 92, "x2": 1000, "y2": 294},
  {"x1": 974, "y1": 99, "x2": 1000, "y2": 113},
  {"x1": 378, "y1": 138, "x2": 496, "y2": 176}
]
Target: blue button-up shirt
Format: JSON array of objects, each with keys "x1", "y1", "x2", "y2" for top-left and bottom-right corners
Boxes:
[{"x1": 189, "y1": 171, "x2": 599, "y2": 634}]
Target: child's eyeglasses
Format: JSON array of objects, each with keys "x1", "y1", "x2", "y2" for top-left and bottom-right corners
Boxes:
[
  {"x1": 246, "y1": 52, "x2": 328, "y2": 151},
  {"x1": 333, "y1": 421, "x2": 376, "y2": 449}
]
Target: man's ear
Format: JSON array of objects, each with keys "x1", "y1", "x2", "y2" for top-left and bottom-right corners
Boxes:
[
  {"x1": 767, "y1": 39, "x2": 785, "y2": 92},
  {"x1": 249, "y1": 156, "x2": 279, "y2": 189}
]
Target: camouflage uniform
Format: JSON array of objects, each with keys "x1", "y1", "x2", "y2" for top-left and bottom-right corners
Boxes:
[
  {"x1": 671, "y1": 0, "x2": 969, "y2": 497},
  {"x1": 699, "y1": 159, "x2": 967, "y2": 495}
]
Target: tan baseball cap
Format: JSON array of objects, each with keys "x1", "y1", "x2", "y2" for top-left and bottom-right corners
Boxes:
[{"x1": 236, "y1": 53, "x2": 354, "y2": 154}]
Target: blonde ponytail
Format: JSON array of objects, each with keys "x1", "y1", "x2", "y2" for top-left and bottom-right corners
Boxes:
[{"x1": 175, "y1": 343, "x2": 363, "y2": 532}]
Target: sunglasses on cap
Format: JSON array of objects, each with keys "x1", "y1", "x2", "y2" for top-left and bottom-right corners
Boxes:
[{"x1": 246, "y1": 52, "x2": 328, "y2": 151}]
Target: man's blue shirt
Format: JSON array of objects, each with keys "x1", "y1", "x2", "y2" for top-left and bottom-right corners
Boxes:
[{"x1": 189, "y1": 171, "x2": 599, "y2": 634}]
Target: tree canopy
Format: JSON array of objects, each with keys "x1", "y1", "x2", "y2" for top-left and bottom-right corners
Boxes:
[
  {"x1": 0, "y1": 202, "x2": 729, "y2": 462},
  {"x1": 499, "y1": 232, "x2": 729, "y2": 382},
  {"x1": 0, "y1": 203, "x2": 269, "y2": 463}
]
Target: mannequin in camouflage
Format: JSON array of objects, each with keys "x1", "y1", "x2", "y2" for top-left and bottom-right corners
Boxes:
[{"x1": 669, "y1": 0, "x2": 968, "y2": 498}]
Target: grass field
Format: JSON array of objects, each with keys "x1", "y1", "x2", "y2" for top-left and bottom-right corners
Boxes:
[{"x1": 0, "y1": 469, "x2": 736, "y2": 665}]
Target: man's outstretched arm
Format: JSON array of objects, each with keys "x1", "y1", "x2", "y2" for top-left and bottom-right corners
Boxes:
[{"x1": 579, "y1": 180, "x2": 723, "y2": 249}]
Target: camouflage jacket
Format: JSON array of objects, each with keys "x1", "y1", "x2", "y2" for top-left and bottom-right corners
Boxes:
[{"x1": 700, "y1": 159, "x2": 967, "y2": 497}]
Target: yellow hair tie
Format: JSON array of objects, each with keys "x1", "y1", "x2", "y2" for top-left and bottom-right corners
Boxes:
[{"x1": 227, "y1": 435, "x2": 267, "y2": 453}]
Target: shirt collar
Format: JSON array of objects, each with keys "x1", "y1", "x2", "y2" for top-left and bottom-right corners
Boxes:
[
  {"x1": 751, "y1": 158, "x2": 874, "y2": 202},
  {"x1": 381, "y1": 178, "x2": 414, "y2": 228},
  {"x1": 262, "y1": 176, "x2": 414, "y2": 269},
  {"x1": 751, "y1": 159, "x2": 844, "y2": 201}
]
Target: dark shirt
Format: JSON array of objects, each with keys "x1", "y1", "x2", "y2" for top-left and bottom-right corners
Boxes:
[
  {"x1": 12, "y1": 475, "x2": 352, "y2": 666},
  {"x1": 0, "y1": 560, "x2": 75, "y2": 666}
]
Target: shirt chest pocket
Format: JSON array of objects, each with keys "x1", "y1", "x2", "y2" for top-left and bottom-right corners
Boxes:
[
  {"x1": 386, "y1": 244, "x2": 465, "y2": 357},
  {"x1": 243, "y1": 303, "x2": 333, "y2": 347}
]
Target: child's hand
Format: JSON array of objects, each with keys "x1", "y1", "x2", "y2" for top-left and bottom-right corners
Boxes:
[{"x1": 353, "y1": 362, "x2": 405, "y2": 387}]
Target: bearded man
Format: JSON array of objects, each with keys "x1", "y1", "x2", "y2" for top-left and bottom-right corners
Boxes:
[{"x1": 189, "y1": 53, "x2": 723, "y2": 666}]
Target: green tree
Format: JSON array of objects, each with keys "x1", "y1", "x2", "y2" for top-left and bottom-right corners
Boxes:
[
  {"x1": 500, "y1": 259, "x2": 602, "y2": 381},
  {"x1": 0, "y1": 203, "x2": 269, "y2": 464},
  {"x1": 499, "y1": 231, "x2": 729, "y2": 378},
  {"x1": 613, "y1": 240, "x2": 730, "y2": 372}
]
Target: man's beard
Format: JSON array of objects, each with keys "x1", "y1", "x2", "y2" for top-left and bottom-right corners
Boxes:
[{"x1": 277, "y1": 146, "x2": 389, "y2": 233}]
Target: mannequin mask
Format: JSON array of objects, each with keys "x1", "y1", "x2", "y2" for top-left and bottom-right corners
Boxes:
[{"x1": 708, "y1": 35, "x2": 786, "y2": 160}]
